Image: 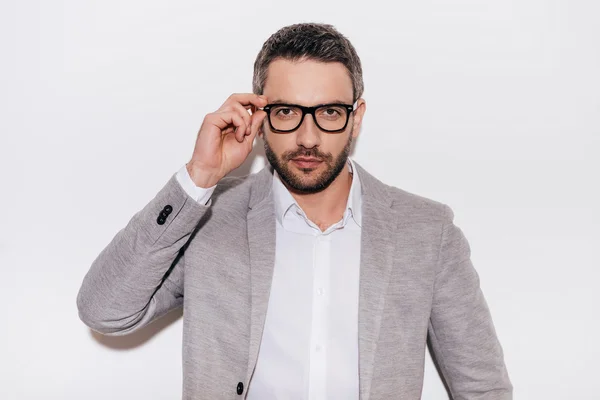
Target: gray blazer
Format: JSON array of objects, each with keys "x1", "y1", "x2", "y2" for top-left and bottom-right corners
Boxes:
[{"x1": 77, "y1": 162, "x2": 512, "y2": 400}]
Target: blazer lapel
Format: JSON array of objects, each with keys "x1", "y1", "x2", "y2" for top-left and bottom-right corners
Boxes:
[
  {"x1": 354, "y1": 162, "x2": 397, "y2": 400},
  {"x1": 244, "y1": 166, "x2": 277, "y2": 387}
]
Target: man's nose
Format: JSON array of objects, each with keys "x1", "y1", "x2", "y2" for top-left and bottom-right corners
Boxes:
[{"x1": 295, "y1": 114, "x2": 322, "y2": 149}]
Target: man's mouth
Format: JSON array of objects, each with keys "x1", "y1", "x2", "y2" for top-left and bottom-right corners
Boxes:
[{"x1": 291, "y1": 157, "x2": 323, "y2": 168}]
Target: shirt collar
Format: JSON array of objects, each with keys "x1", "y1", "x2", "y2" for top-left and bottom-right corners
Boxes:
[{"x1": 272, "y1": 158, "x2": 363, "y2": 228}]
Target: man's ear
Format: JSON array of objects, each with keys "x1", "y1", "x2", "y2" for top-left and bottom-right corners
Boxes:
[{"x1": 352, "y1": 98, "x2": 366, "y2": 137}]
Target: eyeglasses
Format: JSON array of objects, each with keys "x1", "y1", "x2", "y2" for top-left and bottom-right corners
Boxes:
[{"x1": 260, "y1": 101, "x2": 358, "y2": 133}]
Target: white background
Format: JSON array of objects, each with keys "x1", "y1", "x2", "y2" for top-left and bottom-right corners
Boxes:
[{"x1": 1, "y1": 0, "x2": 598, "y2": 399}]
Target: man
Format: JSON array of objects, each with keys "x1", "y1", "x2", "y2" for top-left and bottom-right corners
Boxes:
[{"x1": 77, "y1": 22, "x2": 512, "y2": 399}]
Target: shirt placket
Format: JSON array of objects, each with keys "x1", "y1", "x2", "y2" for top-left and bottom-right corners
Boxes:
[{"x1": 308, "y1": 231, "x2": 331, "y2": 400}]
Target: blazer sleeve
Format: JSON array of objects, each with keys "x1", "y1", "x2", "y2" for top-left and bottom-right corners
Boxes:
[
  {"x1": 76, "y1": 173, "x2": 211, "y2": 336},
  {"x1": 427, "y1": 205, "x2": 513, "y2": 399}
]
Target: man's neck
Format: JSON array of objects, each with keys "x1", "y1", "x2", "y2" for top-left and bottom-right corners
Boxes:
[{"x1": 285, "y1": 163, "x2": 353, "y2": 231}]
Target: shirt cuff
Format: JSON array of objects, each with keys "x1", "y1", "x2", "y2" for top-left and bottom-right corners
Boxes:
[{"x1": 175, "y1": 164, "x2": 216, "y2": 205}]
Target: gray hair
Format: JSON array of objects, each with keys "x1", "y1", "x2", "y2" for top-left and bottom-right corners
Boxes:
[{"x1": 252, "y1": 23, "x2": 364, "y2": 102}]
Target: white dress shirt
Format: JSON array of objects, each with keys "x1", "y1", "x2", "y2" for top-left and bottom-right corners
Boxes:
[{"x1": 175, "y1": 159, "x2": 362, "y2": 400}]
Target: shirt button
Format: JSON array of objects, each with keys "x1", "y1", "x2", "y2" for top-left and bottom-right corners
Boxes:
[
  {"x1": 315, "y1": 344, "x2": 322, "y2": 352},
  {"x1": 317, "y1": 288, "x2": 324, "y2": 296}
]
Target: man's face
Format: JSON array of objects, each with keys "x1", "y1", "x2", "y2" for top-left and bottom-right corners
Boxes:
[{"x1": 260, "y1": 58, "x2": 365, "y2": 194}]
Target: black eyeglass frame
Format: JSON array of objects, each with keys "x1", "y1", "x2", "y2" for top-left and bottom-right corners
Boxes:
[{"x1": 260, "y1": 101, "x2": 358, "y2": 133}]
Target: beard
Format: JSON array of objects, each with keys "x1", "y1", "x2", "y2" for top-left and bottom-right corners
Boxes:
[{"x1": 263, "y1": 126, "x2": 354, "y2": 194}]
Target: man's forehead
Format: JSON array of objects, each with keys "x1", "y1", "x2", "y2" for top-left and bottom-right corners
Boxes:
[{"x1": 263, "y1": 58, "x2": 353, "y2": 105}]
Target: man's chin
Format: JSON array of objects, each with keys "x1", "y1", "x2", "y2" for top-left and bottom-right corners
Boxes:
[{"x1": 279, "y1": 170, "x2": 326, "y2": 193}]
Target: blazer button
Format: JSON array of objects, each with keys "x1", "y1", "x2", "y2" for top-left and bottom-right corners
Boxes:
[
  {"x1": 236, "y1": 382, "x2": 244, "y2": 395},
  {"x1": 160, "y1": 210, "x2": 169, "y2": 218},
  {"x1": 163, "y1": 205, "x2": 173, "y2": 214},
  {"x1": 156, "y1": 215, "x2": 166, "y2": 225}
]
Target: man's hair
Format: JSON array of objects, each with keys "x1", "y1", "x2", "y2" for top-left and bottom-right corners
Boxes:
[{"x1": 252, "y1": 23, "x2": 364, "y2": 102}]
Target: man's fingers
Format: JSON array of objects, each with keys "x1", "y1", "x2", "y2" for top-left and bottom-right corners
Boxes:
[
  {"x1": 225, "y1": 93, "x2": 268, "y2": 110},
  {"x1": 249, "y1": 110, "x2": 267, "y2": 138},
  {"x1": 209, "y1": 111, "x2": 247, "y2": 142},
  {"x1": 207, "y1": 94, "x2": 268, "y2": 143},
  {"x1": 244, "y1": 111, "x2": 264, "y2": 146},
  {"x1": 228, "y1": 102, "x2": 253, "y2": 135}
]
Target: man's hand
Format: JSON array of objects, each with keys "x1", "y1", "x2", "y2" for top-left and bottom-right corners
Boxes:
[{"x1": 186, "y1": 93, "x2": 268, "y2": 188}]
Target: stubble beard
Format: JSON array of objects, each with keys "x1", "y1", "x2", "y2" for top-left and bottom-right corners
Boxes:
[{"x1": 263, "y1": 127, "x2": 354, "y2": 194}]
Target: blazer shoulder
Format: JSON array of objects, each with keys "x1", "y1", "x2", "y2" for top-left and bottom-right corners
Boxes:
[
  {"x1": 386, "y1": 184, "x2": 454, "y2": 224},
  {"x1": 354, "y1": 161, "x2": 453, "y2": 224}
]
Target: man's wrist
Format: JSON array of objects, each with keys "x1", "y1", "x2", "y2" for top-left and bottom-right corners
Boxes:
[
  {"x1": 176, "y1": 164, "x2": 216, "y2": 205},
  {"x1": 186, "y1": 162, "x2": 221, "y2": 188}
]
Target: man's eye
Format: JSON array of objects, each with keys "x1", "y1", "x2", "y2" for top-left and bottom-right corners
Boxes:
[
  {"x1": 273, "y1": 107, "x2": 297, "y2": 117},
  {"x1": 318, "y1": 107, "x2": 344, "y2": 118}
]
